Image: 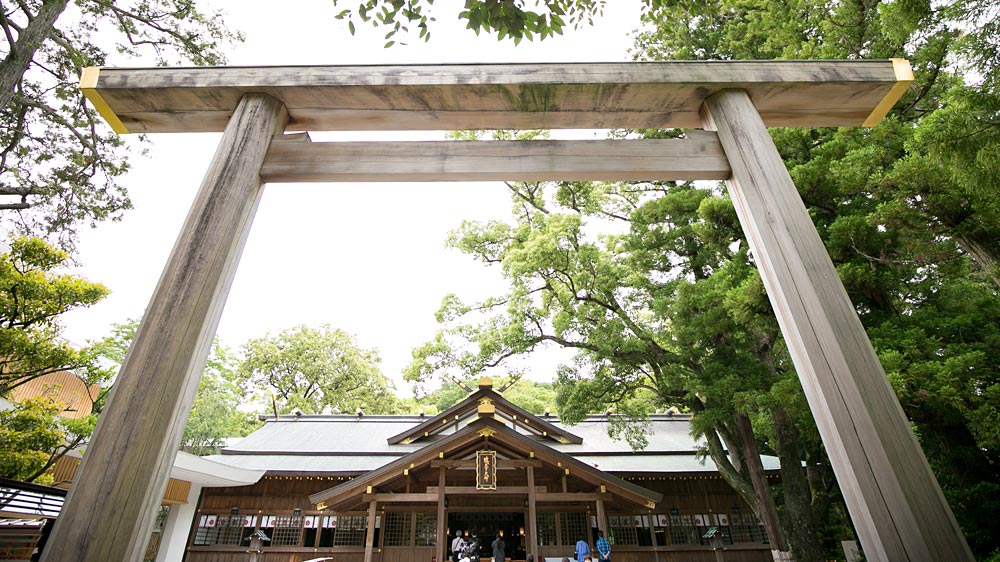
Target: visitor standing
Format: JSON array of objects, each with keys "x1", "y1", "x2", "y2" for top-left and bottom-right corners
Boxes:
[
  {"x1": 595, "y1": 530, "x2": 611, "y2": 562},
  {"x1": 491, "y1": 533, "x2": 506, "y2": 562},
  {"x1": 452, "y1": 530, "x2": 466, "y2": 562},
  {"x1": 575, "y1": 537, "x2": 590, "y2": 562}
]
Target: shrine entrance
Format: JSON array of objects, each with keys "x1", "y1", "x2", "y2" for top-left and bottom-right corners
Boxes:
[
  {"x1": 44, "y1": 60, "x2": 974, "y2": 562},
  {"x1": 448, "y1": 512, "x2": 527, "y2": 560}
]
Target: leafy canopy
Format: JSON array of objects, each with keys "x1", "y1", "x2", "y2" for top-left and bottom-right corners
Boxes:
[
  {"x1": 332, "y1": 0, "x2": 608, "y2": 46},
  {"x1": 0, "y1": 0, "x2": 242, "y2": 248},
  {"x1": 92, "y1": 318, "x2": 258, "y2": 455},
  {"x1": 0, "y1": 236, "x2": 108, "y2": 396},
  {"x1": 239, "y1": 324, "x2": 402, "y2": 415}
]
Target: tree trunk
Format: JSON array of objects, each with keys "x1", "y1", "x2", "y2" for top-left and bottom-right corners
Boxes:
[
  {"x1": 735, "y1": 413, "x2": 788, "y2": 553},
  {"x1": 0, "y1": 0, "x2": 71, "y2": 109},
  {"x1": 772, "y1": 406, "x2": 824, "y2": 562},
  {"x1": 702, "y1": 426, "x2": 756, "y2": 504},
  {"x1": 955, "y1": 233, "x2": 1000, "y2": 289}
]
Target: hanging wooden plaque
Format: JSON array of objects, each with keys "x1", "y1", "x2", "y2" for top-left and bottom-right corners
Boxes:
[{"x1": 476, "y1": 450, "x2": 497, "y2": 491}]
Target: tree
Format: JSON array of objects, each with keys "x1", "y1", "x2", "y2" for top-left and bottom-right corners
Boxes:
[
  {"x1": 239, "y1": 324, "x2": 402, "y2": 415},
  {"x1": 0, "y1": 235, "x2": 109, "y2": 396},
  {"x1": 331, "y1": 0, "x2": 608, "y2": 45},
  {"x1": 0, "y1": 0, "x2": 242, "y2": 248},
  {"x1": 0, "y1": 235, "x2": 110, "y2": 482},
  {"x1": 633, "y1": 0, "x2": 1000, "y2": 556},
  {"x1": 182, "y1": 342, "x2": 257, "y2": 455},
  {"x1": 92, "y1": 318, "x2": 257, "y2": 455},
  {"x1": 406, "y1": 175, "x2": 825, "y2": 558},
  {"x1": 0, "y1": 395, "x2": 65, "y2": 483}
]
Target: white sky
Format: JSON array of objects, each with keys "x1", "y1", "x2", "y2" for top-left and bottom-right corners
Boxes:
[{"x1": 60, "y1": 0, "x2": 644, "y2": 394}]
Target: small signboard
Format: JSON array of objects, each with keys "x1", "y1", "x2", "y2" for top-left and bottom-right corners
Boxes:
[{"x1": 476, "y1": 450, "x2": 497, "y2": 490}]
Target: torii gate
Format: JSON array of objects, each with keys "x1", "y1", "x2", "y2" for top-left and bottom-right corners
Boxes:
[{"x1": 44, "y1": 61, "x2": 972, "y2": 562}]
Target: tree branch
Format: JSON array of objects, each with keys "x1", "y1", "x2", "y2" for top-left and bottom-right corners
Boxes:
[{"x1": 0, "y1": 0, "x2": 70, "y2": 109}]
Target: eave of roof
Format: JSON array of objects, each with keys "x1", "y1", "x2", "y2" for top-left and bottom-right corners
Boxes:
[
  {"x1": 386, "y1": 387, "x2": 582, "y2": 445},
  {"x1": 309, "y1": 416, "x2": 662, "y2": 509}
]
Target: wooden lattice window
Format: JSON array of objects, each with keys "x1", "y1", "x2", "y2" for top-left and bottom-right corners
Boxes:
[
  {"x1": 729, "y1": 512, "x2": 767, "y2": 544},
  {"x1": 559, "y1": 512, "x2": 588, "y2": 546},
  {"x1": 193, "y1": 514, "x2": 243, "y2": 546},
  {"x1": 415, "y1": 513, "x2": 438, "y2": 546},
  {"x1": 269, "y1": 514, "x2": 303, "y2": 546},
  {"x1": 383, "y1": 512, "x2": 410, "y2": 546},
  {"x1": 668, "y1": 515, "x2": 698, "y2": 545},
  {"x1": 334, "y1": 515, "x2": 368, "y2": 546},
  {"x1": 535, "y1": 512, "x2": 556, "y2": 546},
  {"x1": 606, "y1": 516, "x2": 638, "y2": 545}
]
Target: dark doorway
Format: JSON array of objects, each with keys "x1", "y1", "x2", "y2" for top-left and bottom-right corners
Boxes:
[{"x1": 448, "y1": 512, "x2": 526, "y2": 561}]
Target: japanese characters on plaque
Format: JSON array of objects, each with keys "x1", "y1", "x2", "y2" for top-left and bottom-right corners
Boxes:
[{"x1": 476, "y1": 450, "x2": 497, "y2": 490}]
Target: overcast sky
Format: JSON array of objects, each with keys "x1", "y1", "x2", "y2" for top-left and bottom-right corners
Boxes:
[{"x1": 60, "y1": 0, "x2": 644, "y2": 394}]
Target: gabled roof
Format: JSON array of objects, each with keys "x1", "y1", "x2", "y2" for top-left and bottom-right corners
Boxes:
[
  {"x1": 387, "y1": 378, "x2": 582, "y2": 445},
  {"x1": 309, "y1": 415, "x2": 661, "y2": 512}
]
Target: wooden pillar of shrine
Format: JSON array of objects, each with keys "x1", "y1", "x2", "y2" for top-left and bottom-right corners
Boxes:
[
  {"x1": 438, "y1": 467, "x2": 447, "y2": 562},
  {"x1": 40, "y1": 93, "x2": 287, "y2": 562},
  {"x1": 526, "y1": 466, "x2": 538, "y2": 561},
  {"x1": 700, "y1": 88, "x2": 974, "y2": 562},
  {"x1": 364, "y1": 499, "x2": 379, "y2": 562}
]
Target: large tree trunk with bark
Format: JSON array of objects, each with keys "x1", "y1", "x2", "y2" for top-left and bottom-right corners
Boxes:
[
  {"x1": 735, "y1": 413, "x2": 789, "y2": 554},
  {"x1": 772, "y1": 406, "x2": 825, "y2": 562},
  {"x1": 955, "y1": 234, "x2": 1000, "y2": 289}
]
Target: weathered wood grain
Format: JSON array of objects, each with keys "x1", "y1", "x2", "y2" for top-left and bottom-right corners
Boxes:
[
  {"x1": 260, "y1": 135, "x2": 729, "y2": 183},
  {"x1": 364, "y1": 500, "x2": 378, "y2": 562},
  {"x1": 437, "y1": 468, "x2": 446, "y2": 562},
  {"x1": 527, "y1": 466, "x2": 538, "y2": 560},
  {"x1": 38, "y1": 94, "x2": 288, "y2": 562},
  {"x1": 701, "y1": 89, "x2": 972, "y2": 562},
  {"x1": 81, "y1": 60, "x2": 911, "y2": 133}
]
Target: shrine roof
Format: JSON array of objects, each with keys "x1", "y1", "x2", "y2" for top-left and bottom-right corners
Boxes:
[{"x1": 204, "y1": 412, "x2": 780, "y2": 474}]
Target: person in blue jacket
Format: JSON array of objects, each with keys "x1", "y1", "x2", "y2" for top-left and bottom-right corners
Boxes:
[
  {"x1": 575, "y1": 537, "x2": 590, "y2": 562},
  {"x1": 595, "y1": 530, "x2": 611, "y2": 562}
]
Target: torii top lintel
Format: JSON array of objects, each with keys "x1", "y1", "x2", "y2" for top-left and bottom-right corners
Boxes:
[{"x1": 79, "y1": 60, "x2": 912, "y2": 134}]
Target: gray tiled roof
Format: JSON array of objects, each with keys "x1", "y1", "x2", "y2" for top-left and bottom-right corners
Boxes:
[{"x1": 206, "y1": 413, "x2": 779, "y2": 474}]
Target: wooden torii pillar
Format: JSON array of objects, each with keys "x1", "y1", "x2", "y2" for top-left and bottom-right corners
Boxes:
[{"x1": 53, "y1": 61, "x2": 972, "y2": 562}]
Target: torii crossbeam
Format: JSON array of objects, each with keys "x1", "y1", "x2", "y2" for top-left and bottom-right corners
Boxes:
[{"x1": 44, "y1": 60, "x2": 972, "y2": 562}]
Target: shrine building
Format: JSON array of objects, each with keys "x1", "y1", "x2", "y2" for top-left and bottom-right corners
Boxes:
[{"x1": 181, "y1": 378, "x2": 777, "y2": 562}]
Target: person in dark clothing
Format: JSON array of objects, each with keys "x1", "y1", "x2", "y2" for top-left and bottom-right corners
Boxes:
[
  {"x1": 468, "y1": 534, "x2": 480, "y2": 560},
  {"x1": 491, "y1": 533, "x2": 506, "y2": 562}
]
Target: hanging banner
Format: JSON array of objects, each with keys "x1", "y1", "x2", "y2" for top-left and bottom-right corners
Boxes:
[{"x1": 476, "y1": 450, "x2": 497, "y2": 490}]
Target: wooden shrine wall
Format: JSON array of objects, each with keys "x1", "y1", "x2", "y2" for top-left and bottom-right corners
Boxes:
[{"x1": 184, "y1": 473, "x2": 771, "y2": 562}]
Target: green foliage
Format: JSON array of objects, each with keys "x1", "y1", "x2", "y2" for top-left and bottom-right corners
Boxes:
[
  {"x1": 331, "y1": 0, "x2": 607, "y2": 44},
  {"x1": 0, "y1": 0, "x2": 242, "y2": 249},
  {"x1": 239, "y1": 324, "x2": 402, "y2": 415},
  {"x1": 0, "y1": 396, "x2": 65, "y2": 484},
  {"x1": 415, "y1": 376, "x2": 557, "y2": 414},
  {"x1": 630, "y1": 0, "x2": 1000, "y2": 556},
  {"x1": 0, "y1": 236, "x2": 109, "y2": 396},
  {"x1": 93, "y1": 318, "x2": 258, "y2": 455},
  {"x1": 182, "y1": 342, "x2": 258, "y2": 455}
]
